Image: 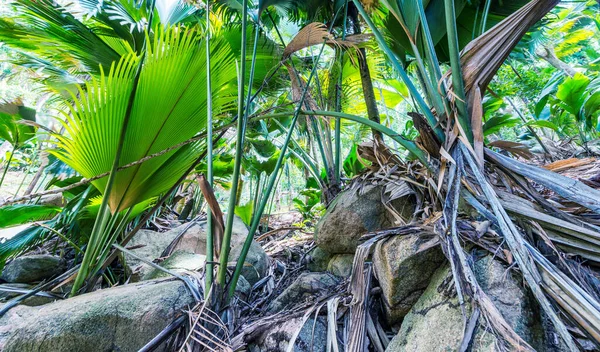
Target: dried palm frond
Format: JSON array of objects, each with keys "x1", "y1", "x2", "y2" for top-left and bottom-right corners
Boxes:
[
  {"x1": 460, "y1": 0, "x2": 560, "y2": 100},
  {"x1": 346, "y1": 265, "x2": 372, "y2": 352},
  {"x1": 487, "y1": 140, "x2": 534, "y2": 160},
  {"x1": 485, "y1": 149, "x2": 600, "y2": 214},
  {"x1": 282, "y1": 22, "x2": 361, "y2": 60},
  {"x1": 346, "y1": 226, "x2": 430, "y2": 351},
  {"x1": 181, "y1": 300, "x2": 232, "y2": 352},
  {"x1": 197, "y1": 174, "x2": 224, "y2": 258},
  {"x1": 543, "y1": 157, "x2": 597, "y2": 173},
  {"x1": 461, "y1": 143, "x2": 580, "y2": 350},
  {"x1": 410, "y1": 111, "x2": 441, "y2": 158},
  {"x1": 443, "y1": 149, "x2": 535, "y2": 351}
]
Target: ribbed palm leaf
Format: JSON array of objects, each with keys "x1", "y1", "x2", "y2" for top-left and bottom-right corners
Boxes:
[
  {"x1": 0, "y1": 0, "x2": 124, "y2": 75},
  {"x1": 52, "y1": 26, "x2": 239, "y2": 213}
]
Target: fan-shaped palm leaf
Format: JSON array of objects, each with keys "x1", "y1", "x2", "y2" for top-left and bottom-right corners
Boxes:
[{"x1": 52, "y1": 26, "x2": 239, "y2": 213}]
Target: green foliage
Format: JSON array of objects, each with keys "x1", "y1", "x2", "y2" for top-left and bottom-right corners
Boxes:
[
  {"x1": 483, "y1": 114, "x2": 520, "y2": 136},
  {"x1": 197, "y1": 153, "x2": 236, "y2": 188},
  {"x1": 526, "y1": 119, "x2": 559, "y2": 132},
  {"x1": 480, "y1": 97, "x2": 520, "y2": 137},
  {"x1": 343, "y1": 143, "x2": 367, "y2": 177},
  {"x1": 0, "y1": 105, "x2": 36, "y2": 149},
  {"x1": 234, "y1": 201, "x2": 254, "y2": 226},
  {"x1": 0, "y1": 185, "x2": 93, "y2": 270},
  {"x1": 0, "y1": 204, "x2": 61, "y2": 228},
  {"x1": 51, "y1": 26, "x2": 239, "y2": 212},
  {"x1": 243, "y1": 150, "x2": 281, "y2": 176},
  {"x1": 549, "y1": 73, "x2": 600, "y2": 133},
  {"x1": 293, "y1": 188, "x2": 321, "y2": 219}
]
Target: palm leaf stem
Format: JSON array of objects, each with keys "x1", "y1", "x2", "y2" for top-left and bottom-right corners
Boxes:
[
  {"x1": 217, "y1": 0, "x2": 249, "y2": 288},
  {"x1": 335, "y1": 0, "x2": 349, "y2": 184},
  {"x1": 309, "y1": 116, "x2": 331, "y2": 175},
  {"x1": 415, "y1": 0, "x2": 450, "y2": 118},
  {"x1": 273, "y1": 119, "x2": 321, "y2": 183},
  {"x1": 310, "y1": 110, "x2": 429, "y2": 165},
  {"x1": 205, "y1": 1, "x2": 215, "y2": 299},
  {"x1": 262, "y1": 110, "x2": 429, "y2": 165},
  {"x1": 409, "y1": 42, "x2": 444, "y2": 116},
  {"x1": 480, "y1": 0, "x2": 492, "y2": 36},
  {"x1": 251, "y1": 173, "x2": 262, "y2": 225}
]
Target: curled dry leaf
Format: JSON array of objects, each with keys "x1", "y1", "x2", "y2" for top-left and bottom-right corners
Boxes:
[{"x1": 282, "y1": 22, "x2": 362, "y2": 60}]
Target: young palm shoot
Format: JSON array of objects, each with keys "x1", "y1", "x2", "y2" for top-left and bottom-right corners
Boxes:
[{"x1": 70, "y1": 0, "x2": 157, "y2": 296}]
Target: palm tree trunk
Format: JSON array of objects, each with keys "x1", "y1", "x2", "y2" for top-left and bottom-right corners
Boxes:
[{"x1": 349, "y1": 5, "x2": 382, "y2": 140}]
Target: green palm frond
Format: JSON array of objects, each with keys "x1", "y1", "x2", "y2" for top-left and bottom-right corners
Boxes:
[
  {"x1": 0, "y1": 0, "x2": 123, "y2": 74},
  {"x1": 52, "y1": 25, "x2": 240, "y2": 213}
]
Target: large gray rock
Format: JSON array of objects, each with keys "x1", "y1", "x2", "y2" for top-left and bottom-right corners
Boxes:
[
  {"x1": 327, "y1": 254, "x2": 354, "y2": 278},
  {"x1": 386, "y1": 256, "x2": 547, "y2": 352},
  {"x1": 229, "y1": 240, "x2": 268, "y2": 285},
  {"x1": 143, "y1": 251, "x2": 206, "y2": 280},
  {"x1": 306, "y1": 247, "x2": 332, "y2": 272},
  {"x1": 126, "y1": 215, "x2": 268, "y2": 285},
  {"x1": 315, "y1": 185, "x2": 414, "y2": 254},
  {"x1": 372, "y1": 233, "x2": 444, "y2": 324},
  {"x1": 1, "y1": 255, "x2": 66, "y2": 283},
  {"x1": 0, "y1": 280, "x2": 194, "y2": 352},
  {"x1": 267, "y1": 272, "x2": 340, "y2": 313},
  {"x1": 249, "y1": 317, "x2": 328, "y2": 352},
  {"x1": 124, "y1": 223, "x2": 202, "y2": 279}
]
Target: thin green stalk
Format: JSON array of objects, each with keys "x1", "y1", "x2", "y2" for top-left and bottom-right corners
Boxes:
[
  {"x1": 415, "y1": 0, "x2": 451, "y2": 118},
  {"x1": 410, "y1": 41, "x2": 444, "y2": 115},
  {"x1": 480, "y1": 0, "x2": 492, "y2": 36},
  {"x1": 71, "y1": 0, "x2": 157, "y2": 296},
  {"x1": 265, "y1": 167, "x2": 284, "y2": 230},
  {"x1": 205, "y1": 1, "x2": 214, "y2": 300},
  {"x1": 227, "y1": 30, "x2": 332, "y2": 298},
  {"x1": 352, "y1": 0, "x2": 444, "y2": 142},
  {"x1": 0, "y1": 145, "x2": 16, "y2": 189},
  {"x1": 244, "y1": 26, "x2": 260, "y2": 117},
  {"x1": 251, "y1": 173, "x2": 262, "y2": 224},
  {"x1": 217, "y1": 0, "x2": 249, "y2": 288},
  {"x1": 444, "y1": 0, "x2": 472, "y2": 141},
  {"x1": 261, "y1": 110, "x2": 429, "y2": 165},
  {"x1": 273, "y1": 119, "x2": 321, "y2": 182},
  {"x1": 15, "y1": 148, "x2": 37, "y2": 196},
  {"x1": 309, "y1": 117, "x2": 330, "y2": 173},
  {"x1": 335, "y1": 0, "x2": 349, "y2": 183}
]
